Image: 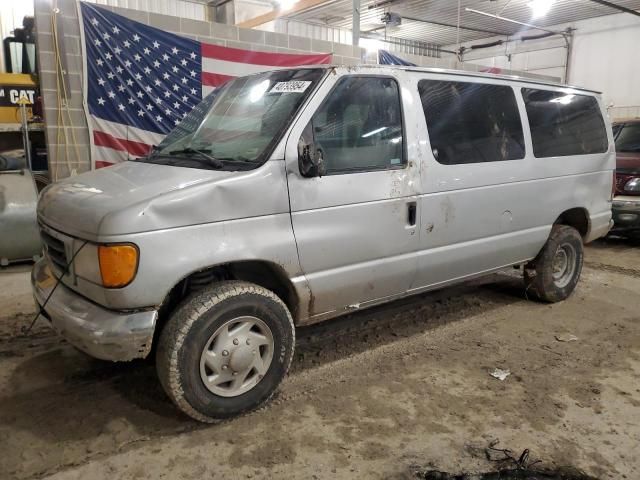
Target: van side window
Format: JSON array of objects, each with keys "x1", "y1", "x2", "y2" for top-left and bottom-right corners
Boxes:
[
  {"x1": 522, "y1": 89, "x2": 608, "y2": 157},
  {"x1": 311, "y1": 76, "x2": 404, "y2": 174},
  {"x1": 418, "y1": 80, "x2": 525, "y2": 165}
]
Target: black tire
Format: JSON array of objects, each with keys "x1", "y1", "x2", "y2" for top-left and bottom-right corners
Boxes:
[
  {"x1": 524, "y1": 225, "x2": 584, "y2": 303},
  {"x1": 156, "y1": 281, "x2": 295, "y2": 422}
]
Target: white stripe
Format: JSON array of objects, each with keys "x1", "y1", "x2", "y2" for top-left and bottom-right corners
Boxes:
[
  {"x1": 93, "y1": 145, "x2": 129, "y2": 163},
  {"x1": 91, "y1": 116, "x2": 165, "y2": 146},
  {"x1": 202, "y1": 57, "x2": 282, "y2": 78}
]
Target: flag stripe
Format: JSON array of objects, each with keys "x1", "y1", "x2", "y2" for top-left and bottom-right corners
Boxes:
[
  {"x1": 92, "y1": 116, "x2": 165, "y2": 147},
  {"x1": 93, "y1": 130, "x2": 153, "y2": 157},
  {"x1": 202, "y1": 57, "x2": 286, "y2": 78},
  {"x1": 201, "y1": 72, "x2": 235, "y2": 88},
  {"x1": 93, "y1": 146, "x2": 128, "y2": 164},
  {"x1": 95, "y1": 160, "x2": 117, "y2": 168},
  {"x1": 201, "y1": 42, "x2": 332, "y2": 67}
]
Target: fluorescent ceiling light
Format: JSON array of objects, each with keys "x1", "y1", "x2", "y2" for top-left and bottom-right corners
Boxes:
[{"x1": 528, "y1": 0, "x2": 554, "y2": 19}]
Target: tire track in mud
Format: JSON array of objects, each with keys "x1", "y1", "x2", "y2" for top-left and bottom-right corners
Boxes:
[
  {"x1": 584, "y1": 261, "x2": 640, "y2": 278},
  {"x1": 0, "y1": 331, "x2": 63, "y2": 358},
  {"x1": 0, "y1": 312, "x2": 61, "y2": 358}
]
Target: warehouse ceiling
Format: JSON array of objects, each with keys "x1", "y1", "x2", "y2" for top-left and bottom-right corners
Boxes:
[{"x1": 285, "y1": 0, "x2": 640, "y2": 45}]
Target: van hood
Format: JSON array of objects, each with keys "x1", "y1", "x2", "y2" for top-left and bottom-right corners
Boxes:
[{"x1": 38, "y1": 161, "x2": 288, "y2": 238}]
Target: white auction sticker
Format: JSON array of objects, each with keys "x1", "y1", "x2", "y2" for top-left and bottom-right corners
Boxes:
[{"x1": 269, "y1": 81, "x2": 312, "y2": 94}]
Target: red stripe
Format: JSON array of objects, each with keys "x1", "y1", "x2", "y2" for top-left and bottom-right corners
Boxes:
[
  {"x1": 95, "y1": 160, "x2": 116, "y2": 169},
  {"x1": 93, "y1": 130, "x2": 152, "y2": 157},
  {"x1": 201, "y1": 42, "x2": 332, "y2": 67},
  {"x1": 201, "y1": 72, "x2": 235, "y2": 87}
]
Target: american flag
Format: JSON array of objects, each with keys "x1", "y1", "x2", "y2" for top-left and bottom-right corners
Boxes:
[{"x1": 80, "y1": 2, "x2": 332, "y2": 168}]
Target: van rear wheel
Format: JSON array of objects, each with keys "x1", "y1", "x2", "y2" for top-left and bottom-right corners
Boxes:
[
  {"x1": 524, "y1": 225, "x2": 584, "y2": 303},
  {"x1": 156, "y1": 281, "x2": 295, "y2": 422}
]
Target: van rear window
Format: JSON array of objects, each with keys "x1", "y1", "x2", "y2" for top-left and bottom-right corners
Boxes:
[
  {"x1": 418, "y1": 80, "x2": 525, "y2": 165},
  {"x1": 522, "y1": 89, "x2": 607, "y2": 158}
]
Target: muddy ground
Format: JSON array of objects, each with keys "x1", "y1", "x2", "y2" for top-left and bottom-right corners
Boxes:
[{"x1": 0, "y1": 238, "x2": 638, "y2": 480}]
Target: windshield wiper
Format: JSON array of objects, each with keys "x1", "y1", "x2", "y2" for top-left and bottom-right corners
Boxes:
[
  {"x1": 167, "y1": 147, "x2": 224, "y2": 168},
  {"x1": 213, "y1": 155, "x2": 256, "y2": 163}
]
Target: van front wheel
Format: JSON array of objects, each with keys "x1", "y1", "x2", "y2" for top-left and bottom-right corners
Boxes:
[
  {"x1": 156, "y1": 281, "x2": 295, "y2": 422},
  {"x1": 524, "y1": 225, "x2": 584, "y2": 303}
]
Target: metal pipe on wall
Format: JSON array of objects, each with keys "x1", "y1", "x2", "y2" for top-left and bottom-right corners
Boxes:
[
  {"x1": 465, "y1": 6, "x2": 574, "y2": 84},
  {"x1": 586, "y1": 0, "x2": 640, "y2": 17},
  {"x1": 563, "y1": 31, "x2": 574, "y2": 84},
  {"x1": 352, "y1": 0, "x2": 360, "y2": 47}
]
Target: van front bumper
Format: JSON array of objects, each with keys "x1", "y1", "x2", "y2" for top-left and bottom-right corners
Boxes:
[{"x1": 31, "y1": 258, "x2": 158, "y2": 361}]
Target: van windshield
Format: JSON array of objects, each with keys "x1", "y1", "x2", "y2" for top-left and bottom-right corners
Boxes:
[
  {"x1": 139, "y1": 68, "x2": 325, "y2": 170},
  {"x1": 615, "y1": 123, "x2": 640, "y2": 153}
]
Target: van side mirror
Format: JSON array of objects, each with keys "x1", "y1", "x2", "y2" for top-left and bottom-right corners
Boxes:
[{"x1": 298, "y1": 122, "x2": 325, "y2": 178}]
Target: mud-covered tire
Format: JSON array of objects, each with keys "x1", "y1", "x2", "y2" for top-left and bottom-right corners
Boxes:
[
  {"x1": 156, "y1": 281, "x2": 295, "y2": 423},
  {"x1": 524, "y1": 225, "x2": 584, "y2": 303}
]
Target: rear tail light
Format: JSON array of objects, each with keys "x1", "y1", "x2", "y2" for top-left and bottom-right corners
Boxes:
[{"x1": 612, "y1": 171, "x2": 616, "y2": 200}]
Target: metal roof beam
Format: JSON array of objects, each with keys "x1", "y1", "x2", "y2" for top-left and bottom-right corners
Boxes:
[
  {"x1": 465, "y1": 8, "x2": 566, "y2": 35},
  {"x1": 401, "y1": 15, "x2": 511, "y2": 36}
]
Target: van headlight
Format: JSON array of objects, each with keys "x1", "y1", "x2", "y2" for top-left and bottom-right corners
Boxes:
[{"x1": 74, "y1": 242, "x2": 139, "y2": 288}]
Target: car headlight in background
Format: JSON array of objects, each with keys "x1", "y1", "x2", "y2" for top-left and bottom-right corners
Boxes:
[
  {"x1": 624, "y1": 177, "x2": 640, "y2": 194},
  {"x1": 73, "y1": 241, "x2": 139, "y2": 288}
]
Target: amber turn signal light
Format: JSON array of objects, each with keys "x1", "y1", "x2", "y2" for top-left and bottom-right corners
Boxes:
[{"x1": 98, "y1": 244, "x2": 139, "y2": 288}]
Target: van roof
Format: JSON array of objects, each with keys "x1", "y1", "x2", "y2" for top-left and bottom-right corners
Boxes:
[{"x1": 307, "y1": 64, "x2": 601, "y2": 95}]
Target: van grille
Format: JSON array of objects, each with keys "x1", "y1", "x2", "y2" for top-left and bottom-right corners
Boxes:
[{"x1": 40, "y1": 229, "x2": 69, "y2": 273}]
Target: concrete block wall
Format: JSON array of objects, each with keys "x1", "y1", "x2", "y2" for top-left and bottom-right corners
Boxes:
[{"x1": 34, "y1": 0, "x2": 364, "y2": 180}]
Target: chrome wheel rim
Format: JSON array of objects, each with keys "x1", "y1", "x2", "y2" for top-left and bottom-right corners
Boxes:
[
  {"x1": 552, "y1": 242, "x2": 576, "y2": 288},
  {"x1": 199, "y1": 316, "x2": 274, "y2": 397}
]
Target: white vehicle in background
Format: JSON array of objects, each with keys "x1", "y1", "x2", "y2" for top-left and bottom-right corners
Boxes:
[{"x1": 32, "y1": 65, "x2": 614, "y2": 422}]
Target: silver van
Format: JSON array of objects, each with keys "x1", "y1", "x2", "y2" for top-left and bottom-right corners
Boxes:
[{"x1": 32, "y1": 65, "x2": 614, "y2": 422}]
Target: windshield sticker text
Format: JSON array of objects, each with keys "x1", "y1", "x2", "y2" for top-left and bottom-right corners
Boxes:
[{"x1": 269, "y1": 81, "x2": 311, "y2": 94}]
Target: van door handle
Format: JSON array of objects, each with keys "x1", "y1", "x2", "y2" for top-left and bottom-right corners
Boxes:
[{"x1": 407, "y1": 202, "x2": 417, "y2": 227}]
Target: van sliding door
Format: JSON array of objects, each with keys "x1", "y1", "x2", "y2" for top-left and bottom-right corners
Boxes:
[{"x1": 411, "y1": 78, "x2": 548, "y2": 291}]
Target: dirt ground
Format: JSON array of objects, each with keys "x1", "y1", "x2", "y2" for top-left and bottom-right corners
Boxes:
[{"x1": 0, "y1": 237, "x2": 639, "y2": 480}]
